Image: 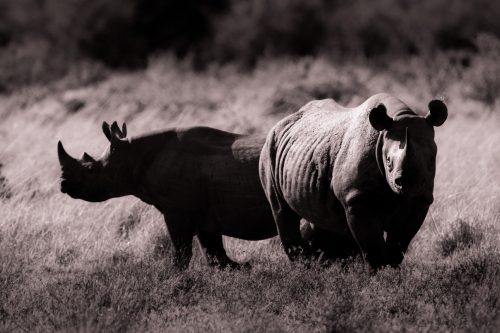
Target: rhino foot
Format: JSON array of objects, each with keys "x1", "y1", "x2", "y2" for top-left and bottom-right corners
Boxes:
[
  {"x1": 227, "y1": 261, "x2": 252, "y2": 270},
  {"x1": 197, "y1": 231, "x2": 251, "y2": 270},
  {"x1": 207, "y1": 257, "x2": 251, "y2": 270}
]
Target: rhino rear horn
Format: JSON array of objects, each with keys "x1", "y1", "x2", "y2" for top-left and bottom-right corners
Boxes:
[
  {"x1": 57, "y1": 141, "x2": 77, "y2": 167},
  {"x1": 82, "y1": 152, "x2": 96, "y2": 163},
  {"x1": 426, "y1": 100, "x2": 448, "y2": 127},
  {"x1": 369, "y1": 104, "x2": 393, "y2": 131}
]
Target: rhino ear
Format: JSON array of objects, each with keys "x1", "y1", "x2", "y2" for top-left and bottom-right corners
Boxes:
[
  {"x1": 426, "y1": 100, "x2": 448, "y2": 127},
  {"x1": 369, "y1": 104, "x2": 393, "y2": 131},
  {"x1": 102, "y1": 122, "x2": 112, "y2": 141},
  {"x1": 121, "y1": 123, "x2": 127, "y2": 138}
]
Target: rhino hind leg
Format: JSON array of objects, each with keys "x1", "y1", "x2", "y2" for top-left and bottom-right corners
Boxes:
[
  {"x1": 273, "y1": 205, "x2": 310, "y2": 261},
  {"x1": 301, "y1": 222, "x2": 360, "y2": 263},
  {"x1": 197, "y1": 232, "x2": 248, "y2": 269},
  {"x1": 163, "y1": 214, "x2": 195, "y2": 269}
]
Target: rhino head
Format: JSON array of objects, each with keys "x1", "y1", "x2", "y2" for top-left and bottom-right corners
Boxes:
[
  {"x1": 369, "y1": 100, "x2": 447, "y2": 201},
  {"x1": 58, "y1": 121, "x2": 132, "y2": 202}
]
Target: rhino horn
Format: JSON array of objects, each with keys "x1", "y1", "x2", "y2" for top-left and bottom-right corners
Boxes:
[
  {"x1": 82, "y1": 152, "x2": 96, "y2": 163},
  {"x1": 401, "y1": 127, "x2": 408, "y2": 150},
  {"x1": 57, "y1": 141, "x2": 77, "y2": 167},
  {"x1": 426, "y1": 100, "x2": 448, "y2": 127},
  {"x1": 399, "y1": 127, "x2": 411, "y2": 187},
  {"x1": 401, "y1": 127, "x2": 409, "y2": 161}
]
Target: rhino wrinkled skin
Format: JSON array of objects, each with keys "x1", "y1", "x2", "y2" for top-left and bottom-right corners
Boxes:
[
  {"x1": 259, "y1": 93, "x2": 447, "y2": 269},
  {"x1": 58, "y1": 123, "x2": 279, "y2": 269}
]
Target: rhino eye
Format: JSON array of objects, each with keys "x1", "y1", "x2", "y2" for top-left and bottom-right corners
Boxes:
[{"x1": 386, "y1": 156, "x2": 393, "y2": 171}]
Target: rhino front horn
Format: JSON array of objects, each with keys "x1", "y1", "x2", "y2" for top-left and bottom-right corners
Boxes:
[
  {"x1": 57, "y1": 141, "x2": 76, "y2": 166},
  {"x1": 426, "y1": 100, "x2": 448, "y2": 127}
]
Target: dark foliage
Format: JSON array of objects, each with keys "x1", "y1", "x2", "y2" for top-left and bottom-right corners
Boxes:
[
  {"x1": 1, "y1": 0, "x2": 500, "y2": 70},
  {"x1": 438, "y1": 219, "x2": 483, "y2": 257}
]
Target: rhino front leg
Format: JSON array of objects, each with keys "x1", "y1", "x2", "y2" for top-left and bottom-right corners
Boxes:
[
  {"x1": 386, "y1": 201, "x2": 430, "y2": 267},
  {"x1": 197, "y1": 232, "x2": 246, "y2": 269},
  {"x1": 163, "y1": 214, "x2": 195, "y2": 269},
  {"x1": 345, "y1": 201, "x2": 389, "y2": 270}
]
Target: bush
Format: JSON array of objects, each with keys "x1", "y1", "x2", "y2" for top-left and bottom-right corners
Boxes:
[
  {"x1": 464, "y1": 33, "x2": 500, "y2": 108},
  {"x1": 2, "y1": 0, "x2": 500, "y2": 74},
  {"x1": 437, "y1": 219, "x2": 483, "y2": 257},
  {"x1": 209, "y1": 0, "x2": 327, "y2": 66}
]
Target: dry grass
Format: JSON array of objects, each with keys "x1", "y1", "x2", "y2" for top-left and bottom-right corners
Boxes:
[{"x1": 1, "y1": 55, "x2": 500, "y2": 332}]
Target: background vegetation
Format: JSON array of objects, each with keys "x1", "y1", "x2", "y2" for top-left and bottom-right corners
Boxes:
[{"x1": 1, "y1": 0, "x2": 500, "y2": 332}]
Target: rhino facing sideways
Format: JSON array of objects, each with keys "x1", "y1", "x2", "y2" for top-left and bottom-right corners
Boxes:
[
  {"x1": 58, "y1": 122, "x2": 343, "y2": 269},
  {"x1": 58, "y1": 122, "x2": 279, "y2": 269},
  {"x1": 259, "y1": 93, "x2": 447, "y2": 269}
]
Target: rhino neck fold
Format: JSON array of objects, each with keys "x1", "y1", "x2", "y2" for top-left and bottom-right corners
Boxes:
[
  {"x1": 375, "y1": 131, "x2": 386, "y2": 178},
  {"x1": 127, "y1": 136, "x2": 159, "y2": 197},
  {"x1": 127, "y1": 133, "x2": 174, "y2": 202}
]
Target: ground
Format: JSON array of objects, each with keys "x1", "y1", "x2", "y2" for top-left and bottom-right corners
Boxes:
[{"x1": 1, "y1": 55, "x2": 499, "y2": 332}]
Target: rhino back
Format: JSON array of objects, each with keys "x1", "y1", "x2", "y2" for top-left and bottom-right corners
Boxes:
[
  {"x1": 132, "y1": 127, "x2": 237, "y2": 208},
  {"x1": 135, "y1": 128, "x2": 276, "y2": 239}
]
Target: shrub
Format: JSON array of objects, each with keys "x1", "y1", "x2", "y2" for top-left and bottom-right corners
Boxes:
[
  {"x1": 209, "y1": 0, "x2": 326, "y2": 66},
  {"x1": 2, "y1": 0, "x2": 500, "y2": 78},
  {"x1": 464, "y1": 33, "x2": 500, "y2": 108},
  {"x1": 437, "y1": 219, "x2": 483, "y2": 257}
]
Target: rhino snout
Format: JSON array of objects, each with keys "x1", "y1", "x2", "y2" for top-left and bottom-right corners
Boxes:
[
  {"x1": 394, "y1": 175, "x2": 403, "y2": 188},
  {"x1": 60, "y1": 178, "x2": 70, "y2": 194},
  {"x1": 390, "y1": 171, "x2": 404, "y2": 193}
]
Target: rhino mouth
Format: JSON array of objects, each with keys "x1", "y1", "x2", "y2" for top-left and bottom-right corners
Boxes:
[
  {"x1": 60, "y1": 178, "x2": 69, "y2": 193},
  {"x1": 390, "y1": 173, "x2": 404, "y2": 194},
  {"x1": 59, "y1": 179, "x2": 109, "y2": 202}
]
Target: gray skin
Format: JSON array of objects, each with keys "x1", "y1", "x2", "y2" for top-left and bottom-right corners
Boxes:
[
  {"x1": 58, "y1": 122, "x2": 342, "y2": 269},
  {"x1": 259, "y1": 93, "x2": 448, "y2": 269}
]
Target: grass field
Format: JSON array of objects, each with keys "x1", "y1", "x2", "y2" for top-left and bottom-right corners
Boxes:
[{"x1": 1, "y1": 55, "x2": 500, "y2": 332}]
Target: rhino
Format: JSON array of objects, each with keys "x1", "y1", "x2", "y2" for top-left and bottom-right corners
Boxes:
[
  {"x1": 58, "y1": 122, "x2": 278, "y2": 269},
  {"x1": 259, "y1": 93, "x2": 447, "y2": 269},
  {"x1": 58, "y1": 122, "x2": 341, "y2": 269}
]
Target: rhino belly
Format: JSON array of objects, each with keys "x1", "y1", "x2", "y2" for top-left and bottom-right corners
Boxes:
[
  {"x1": 203, "y1": 203, "x2": 277, "y2": 240},
  {"x1": 202, "y1": 166, "x2": 278, "y2": 240}
]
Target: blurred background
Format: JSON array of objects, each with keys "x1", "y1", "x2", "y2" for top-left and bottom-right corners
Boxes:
[{"x1": 1, "y1": 0, "x2": 500, "y2": 91}]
